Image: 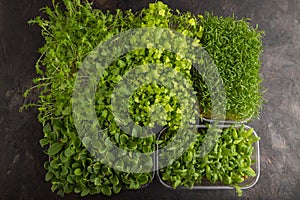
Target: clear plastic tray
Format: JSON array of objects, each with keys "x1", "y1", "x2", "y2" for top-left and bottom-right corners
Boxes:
[{"x1": 156, "y1": 124, "x2": 260, "y2": 190}]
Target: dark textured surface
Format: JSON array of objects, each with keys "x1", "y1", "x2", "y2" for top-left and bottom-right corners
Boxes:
[{"x1": 1, "y1": 0, "x2": 300, "y2": 199}]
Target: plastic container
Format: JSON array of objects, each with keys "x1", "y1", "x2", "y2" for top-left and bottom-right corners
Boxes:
[{"x1": 156, "y1": 124, "x2": 260, "y2": 190}]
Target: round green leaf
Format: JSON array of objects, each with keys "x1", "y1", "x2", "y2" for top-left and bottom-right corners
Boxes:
[
  {"x1": 47, "y1": 143, "x2": 64, "y2": 156},
  {"x1": 110, "y1": 175, "x2": 119, "y2": 185},
  {"x1": 74, "y1": 168, "x2": 82, "y2": 176}
]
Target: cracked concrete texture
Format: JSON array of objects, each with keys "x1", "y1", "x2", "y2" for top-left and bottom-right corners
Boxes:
[{"x1": 0, "y1": 0, "x2": 299, "y2": 199}]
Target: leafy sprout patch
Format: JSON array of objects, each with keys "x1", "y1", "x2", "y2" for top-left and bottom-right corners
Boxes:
[{"x1": 22, "y1": 0, "x2": 263, "y2": 197}]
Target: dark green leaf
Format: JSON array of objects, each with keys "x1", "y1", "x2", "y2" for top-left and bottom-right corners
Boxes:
[
  {"x1": 74, "y1": 168, "x2": 82, "y2": 176},
  {"x1": 81, "y1": 187, "x2": 90, "y2": 197},
  {"x1": 47, "y1": 143, "x2": 64, "y2": 156},
  {"x1": 45, "y1": 171, "x2": 53, "y2": 181},
  {"x1": 101, "y1": 185, "x2": 112, "y2": 196},
  {"x1": 112, "y1": 184, "x2": 121, "y2": 194},
  {"x1": 110, "y1": 175, "x2": 119, "y2": 185}
]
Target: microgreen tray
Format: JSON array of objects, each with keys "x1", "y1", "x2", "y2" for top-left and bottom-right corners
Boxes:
[{"x1": 156, "y1": 124, "x2": 260, "y2": 190}]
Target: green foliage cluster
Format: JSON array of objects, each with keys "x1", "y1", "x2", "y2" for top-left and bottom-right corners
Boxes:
[
  {"x1": 159, "y1": 125, "x2": 260, "y2": 196},
  {"x1": 24, "y1": 0, "x2": 263, "y2": 197}
]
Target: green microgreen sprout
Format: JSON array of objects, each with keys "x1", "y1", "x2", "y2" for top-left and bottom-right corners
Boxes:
[{"x1": 159, "y1": 125, "x2": 260, "y2": 197}]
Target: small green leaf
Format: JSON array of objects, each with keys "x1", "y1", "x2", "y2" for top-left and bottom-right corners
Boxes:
[
  {"x1": 61, "y1": 166, "x2": 68, "y2": 176},
  {"x1": 67, "y1": 175, "x2": 74, "y2": 184},
  {"x1": 232, "y1": 129, "x2": 238, "y2": 139},
  {"x1": 74, "y1": 187, "x2": 81, "y2": 193},
  {"x1": 62, "y1": 107, "x2": 71, "y2": 116},
  {"x1": 47, "y1": 143, "x2": 64, "y2": 156},
  {"x1": 60, "y1": 152, "x2": 68, "y2": 163},
  {"x1": 110, "y1": 175, "x2": 119, "y2": 185},
  {"x1": 232, "y1": 176, "x2": 244, "y2": 183},
  {"x1": 61, "y1": 135, "x2": 68, "y2": 143},
  {"x1": 132, "y1": 128, "x2": 138, "y2": 137},
  {"x1": 212, "y1": 173, "x2": 218, "y2": 183},
  {"x1": 119, "y1": 134, "x2": 128, "y2": 145},
  {"x1": 234, "y1": 184, "x2": 243, "y2": 197},
  {"x1": 95, "y1": 177, "x2": 101, "y2": 185},
  {"x1": 63, "y1": 183, "x2": 72, "y2": 193},
  {"x1": 243, "y1": 167, "x2": 256, "y2": 177},
  {"x1": 243, "y1": 128, "x2": 253, "y2": 138},
  {"x1": 137, "y1": 174, "x2": 149, "y2": 185},
  {"x1": 173, "y1": 179, "x2": 181, "y2": 188},
  {"x1": 128, "y1": 141, "x2": 137, "y2": 150},
  {"x1": 129, "y1": 181, "x2": 140, "y2": 189},
  {"x1": 101, "y1": 185, "x2": 112, "y2": 196},
  {"x1": 112, "y1": 184, "x2": 121, "y2": 194},
  {"x1": 51, "y1": 184, "x2": 59, "y2": 192},
  {"x1": 39, "y1": 138, "x2": 50, "y2": 147},
  {"x1": 81, "y1": 187, "x2": 90, "y2": 197},
  {"x1": 45, "y1": 171, "x2": 53, "y2": 181},
  {"x1": 82, "y1": 137, "x2": 91, "y2": 146},
  {"x1": 43, "y1": 123, "x2": 52, "y2": 134},
  {"x1": 74, "y1": 168, "x2": 82, "y2": 176},
  {"x1": 64, "y1": 148, "x2": 74, "y2": 157},
  {"x1": 185, "y1": 151, "x2": 193, "y2": 163}
]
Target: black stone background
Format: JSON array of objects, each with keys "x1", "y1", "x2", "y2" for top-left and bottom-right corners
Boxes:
[{"x1": 1, "y1": 0, "x2": 300, "y2": 199}]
